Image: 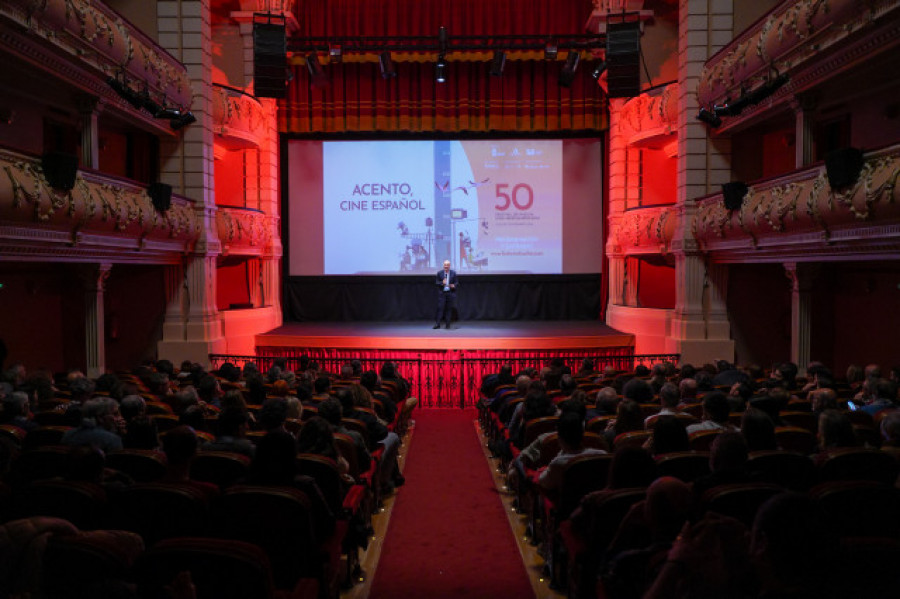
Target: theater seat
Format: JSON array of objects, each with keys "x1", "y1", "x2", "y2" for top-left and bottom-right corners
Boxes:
[
  {"x1": 811, "y1": 480, "x2": 900, "y2": 538},
  {"x1": 106, "y1": 449, "x2": 167, "y2": 482},
  {"x1": 14, "y1": 480, "x2": 108, "y2": 530},
  {"x1": 42, "y1": 529, "x2": 144, "y2": 599},
  {"x1": 774, "y1": 426, "x2": 817, "y2": 454},
  {"x1": 114, "y1": 482, "x2": 211, "y2": 546},
  {"x1": 818, "y1": 447, "x2": 900, "y2": 485},
  {"x1": 701, "y1": 482, "x2": 784, "y2": 527},
  {"x1": 747, "y1": 450, "x2": 817, "y2": 491},
  {"x1": 190, "y1": 450, "x2": 251, "y2": 490},
  {"x1": 655, "y1": 451, "x2": 711, "y2": 483}
]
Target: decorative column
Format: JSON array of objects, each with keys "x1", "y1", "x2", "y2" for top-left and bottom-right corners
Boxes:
[
  {"x1": 667, "y1": 0, "x2": 736, "y2": 364},
  {"x1": 156, "y1": 0, "x2": 226, "y2": 366},
  {"x1": 784, "y1": 262, "x2": 817, "y2": 375},
  {"x1": 624, "y1": 257, "x2": 640, "y2": 307},
  {"x1": 77, "y1": 96, "x2": 103, "y2": 170},
  {"x1": 792, "y1": 94, "x2": 818, "y2": 169},
  {"x1": 81, "y1": 263, "x2": 112, "y2": 378}
]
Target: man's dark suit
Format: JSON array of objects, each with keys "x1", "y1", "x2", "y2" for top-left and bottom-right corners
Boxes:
[{"x1": 434, "y1": 268, "x2": 459, "y2": 328}]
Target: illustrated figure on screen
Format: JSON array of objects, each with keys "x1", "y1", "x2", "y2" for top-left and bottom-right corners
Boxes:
[{"x1": 433, "y1": 260, "x2": 458, "y2": 329}]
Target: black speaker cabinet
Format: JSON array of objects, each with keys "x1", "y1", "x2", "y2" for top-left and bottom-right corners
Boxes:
[
  {"x1": 825, "y1": 147, "x2": 864, "y2": 189},
  {"x1": 41, "y1": 152, "x2": 79, "y2": 191},
  {"x1": 606, "y1": 21, "x2": 641, "y2": 98},
  {"x1": 253, "y1": 21, "x2": 287, "y2": 98},
  {"x1": 722, "y1": 182, "x2": 748, "y2": 210},
  {"x1": 148, "y1": 182, "x2": 172, "y2": 212}
]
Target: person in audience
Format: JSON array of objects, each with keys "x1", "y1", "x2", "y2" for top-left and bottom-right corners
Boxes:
[
  {"x1": 0, "y1": 391, "x2": 38, "y2": 432},
  {"x1": 727, "y1": 382, "x2": 752, "y2": 413},
  {"x1": 203, "y1": 405, "x2": 255, "y2": 457},
  {"x1": 69, "y1": 376, "x2": 96, "y2": 404},
  {"x1": 509, "y1": 385, "x2": 557, "y2": 449},
  {"x1": 318, "y1": 396, "x2": 371, "y2": 475},
  {"x1": 61, "y1": 397, "x2": 124, "y2": 453},
  {"x1": 309, "y1": 376, "x2": 332, "y2": 404},
  {"x1": 196, "y1": 374, "x2": 223, "y2": 409},
  {"x1": 258, "y1": 397, "x2": 290, "y2": 434},
  {"x1": 646, "y1": 383, "x2": 680, "y2": 427},
  {"x1": 692, "y1": 431, "x2": 753, "y2": 499},
  {"x1": 814, "y1": 409, "x2": 858, "y2": 461},
  {"x1": 678, "y1": 378, "x2": 698, "y2": 405},
  {"x1": 859, "y1": 378, "x2": 897, "y2": 416},
  {"x1": 740, "y1": 407, "x2": 777, "y2": 452},
  {"x1": 575, "y1": 358, "x2": 596, "y2": 379},
  {"x1": 122, "y1": 416, "x2": 160, "y2": 450},
  {"x1": 808, "y1": 387, "x2": 839, "y2": 415},
  {"x1": 648, "y1": 364, "x2": 668, "y2": 395},
  {"x1": 605, "y1": 399, "x2": 644, "y2": 448},
  {"x1": 587, "y1": 386, "x2": 619, "y2": 421},
  {"x1": 712, "y1": 360, "x2": 749, "y2": 387},
  {"x1": 686, "y1": 391, "x2": 736, "y2": 435},
  {"x1": 558, "y1": 374, "x2": 578, "y2": 400},
  {"x1": 159, "y1": 425, "x2": 219, "y2": 500},
  {"x1": 360, "y1": 370, "x2": 397, "y2": 424},
  {"x1": 538, "y1": 411, "x2": 607, "y2": 493},
  {"x1": 492, "y1": 374, "x2": 529, "y2": 418},
  {"x1": 646, "y1": 416, "x2": 690, "y2": 456},
  {"x1": 880, "y1": 409, "x2": 900, "y2": 448},
  {"x1": 297, "y1": 416, "x2": 353, "y2": 489},
  {"x1": 623, "y1": 378, "x2": 654, "y2": 405},
  {"x1": 339, "y1": 385, "x2": 404, "y2": 494}
]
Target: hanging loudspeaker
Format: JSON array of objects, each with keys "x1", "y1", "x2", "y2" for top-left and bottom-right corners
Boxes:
[
  {"x1": 722, "y1": 182, "x2": 748, "y2": 210},
  {"x1": 41, "y1": 152, "x2": 79, "y2": 191},
  {"x1": 605, "y1": 21, "x2": 641, "y2": 98},
  {"x1": 825, "y1": 147, "x2": 864, "y2": 189},
  {"x1": 148, "y1": 182, "x2": 172, "y2": 212},
  {"x1": 253, "y1": 19, "x2": 287, "y2": 98}
]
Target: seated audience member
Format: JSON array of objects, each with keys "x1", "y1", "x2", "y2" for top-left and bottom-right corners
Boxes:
[
  {"x1": 691, "y1": 431, "x2": 753, "y2": 499},
  {"x1": 481, "y1": 363, "x2": 515, "y2": 399},
  {"x1": 606, "y1": 445, "x2": 658, "y2": 490},
  {"x1": 179, "y1": 404, "x2": 208, "y2": 433},
  {"x1": 538, "y1": 411, "x2": 607, "y2": 493},
  {"x1": 648, "y1": 364, "x2": 668, "y2": 395},
  {"x1": 646, "y1": 416, "x2": 690, "y2": 456},
  {"x1": 309, "y1": 376, "x2": 332, "y2": 404},
  {"x1": 197, "y1": 375, "x2": 224, "y2": 409},
  {"x1": 727, "y1": 382, "x2": 752, "y2": 413},
  {"x1": 809, "y1": 387, "x2": 839, "y2": 415},
  {"x1": 712, "y1": 360, "x2": 750, "y2": 387},
  {"x1": 880, "y1": 409, "x2": 900, "y2": 448},
  {"x1": 859, "y1": 378, "x2": 898, "y2": 416},
  {"x1": 558, "y1": 374, "x2": 578, "y2": 399},
  {"x1": 749, "y1": 387, "x2": 789, "y2": 426},
  {"x1": 508, "y1": 385, "x2": 557, "y2": 450},
  {"x1": 768, "y1": 361, "x2": 799, "y2": 392},
  {"x1": 360, "y1": 370, "x2": 397, "y2": 424},
  {"x1": 575, "y1": 358, "x2": 596, "y2": 379},
  {"x1": 340, "y1": 385, "x2": 404, "y2": 494},
  {"x1": 247, "y1": 430, "x2": 335, "y2": 539},
  {"x1": 203, "y1": 405, "x2": 255, "y2": 457},
  {"x1": 69, "y1": 376, "x2": 96, "y2": 405},
  {"x1": 61, "y1": 397, "x2": 124, "y2": 453},
  {"x1": 740, "y1": 407, "x2": 777, "y2": 452},
  {"x1": 622, "y1": 378, "x2": 654, "y2": 405},
  {"x1": 605, "y1": 399, "x2": 645, "y2": 448},
  {"x1": 317, "y1": 396, "x2": 371, "y2": 475},
  {"x1": 678, "y1": 378, "x2": 698, "y2": 405},
  {"x1": 686, "y1": 391, "x2": 737, "y2": 435},
  {"x1": 585, "y1": 386, "x2": 618, "y2": 421},
  {"x1": 258, "y1": 397, "x2": 290, "y2": 434},
  {"x1": 814, "y1": 409, "x2": 858, "y2": 462},
  {"x1": 297, "y1": 416, "x2": 353, "y2": 490},
  {"x1": 122, "y1": 416, "x2": 160, "y2": 450},
  {"x1": 646, "y1": 383, "x2": 681, "y2": 427},
  {"x1": 491, "y1": 374, "x2": 529, "y2": 418},
  {"x1": 119, "y1": 395, "x2": 146, "y2": 423},
  {"x1": 1, "y1": 391, "x2": 38, "y2": 432},
  {"x1": 160, "y1": 425, "x2": 219, "y2": 499},
  {"x1": 245, "y1": 373, "x2": 267, "y2": 405}
]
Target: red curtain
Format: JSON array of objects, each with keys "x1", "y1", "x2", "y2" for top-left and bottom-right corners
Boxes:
[{"x1": 279, "y1": 1, "x2": 608, "y2": 134}]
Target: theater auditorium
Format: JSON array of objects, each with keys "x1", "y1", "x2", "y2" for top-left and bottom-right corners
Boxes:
[{"x1": 1, "y1": 1, "x2": 899, "y2": 598}]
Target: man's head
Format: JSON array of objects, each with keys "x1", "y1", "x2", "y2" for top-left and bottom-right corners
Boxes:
[
  {"x1": 556, "y1": 411, "x2": 585, "y2": 451},
  {"x1": 702, "y1": 391, "x2": 731, "y2": 424},
  {"x1": 659, "y1": 382, "x2": 680, "y2": 408},
  {"x1": 82, "y1": 397, "x2": 124, "y2": 433},
  {"x1": 443, "y1": 260, "x2": 450, "y2": 272}
]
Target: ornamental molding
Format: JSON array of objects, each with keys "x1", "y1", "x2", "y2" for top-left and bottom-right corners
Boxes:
[
  {"x1": 694, "y1": 145, "x2": 900, "y2": 259},
  {"x1": 216, "y1": 206, "x2": 273, "y2": 255},
  {"x1": 212, "y1": 85, "x2": 268, "y2": 150},
  {"x1": 612, "y1": 205, "x2": 677, "y2": 255},
  {"x1": 698, "y1": 0, "x2": 900, "y2": 127},
  {"x1": 617, "y1": 82, "x2": 679, "y2": 149},
  {"x1": 1, "y1": 0, "x2": 191, "y2": 118},
  {"x1": 0, "y1": 149, "x2": 201, "y2": 262}
]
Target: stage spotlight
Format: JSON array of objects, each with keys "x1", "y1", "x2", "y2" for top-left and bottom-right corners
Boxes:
[
  {"x1": 379, "y1": 51, "x2": 397, "y2": 79},
  {"x1": 544, "y1": 38, "x2": 558, "y2": 60},
  {"x1": 328, "y1": 44, "x2": 342, "y2": 63},
  {"x1": 489, "y1": 50, "x2": 506, "y2": 77},
  {"x1": 591, "y1": 61, "x2": 607, "y2": 80},
  {"x1": 558, "y1": 51, "x2": 580, "y2": 88},
  {"x1": 170, "y1": 111, "x2": 196, "y2": 130},
  {"x1": 154, "y1": 107, "x2": 181, "y2": 120},
  {"x1": 697, "y1": 108, "x2": 722, "y2": 128},
  {"x1": 435, "y1": 54, "x2": 447, "y2": 83},
  {"x1": 306, "y1": 52, "x2": 328, "y2": 87}
]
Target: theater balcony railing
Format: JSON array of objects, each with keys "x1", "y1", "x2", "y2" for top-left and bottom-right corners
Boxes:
[
  {"x1": 1, "y1": 0, "x2": 192, "y2": 133},
  {"x1": 215, "y1": 205, "x2": 273, "y2": 257},
  {"x1": 610, "y1": 205, "x2": 677, "y2": 257},
  {"x1": 618, "y1": 82, "x2": 678, "y2": 157},
  {"x1": 212, "y1": 84, "x2": 268, "y2": 151},
  {"x1": 0, "y1": 148, "x2": 201, "y2": 263},
  {"x1": 697, "y1": 0, "x2": 900, "y2": 132},
  {"x1": 693, "y1": 144, "x2": 900, "y2": 262}
]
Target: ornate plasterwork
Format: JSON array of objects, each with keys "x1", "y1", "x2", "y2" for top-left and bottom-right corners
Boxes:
[
  {"x1": 612, "y1": 205, "x2": 677, "y2": 255},
  {"x1": 1, "y1": 0, "x2": 192, "y2": 111},
  {"x1": 618, "y1": 82, "x2": 679, "y2": 149},
  {"x1": 698, "y1": 0, "x2": 900, "y2": 115},
  {"x1": 212, "y1": 85, "x2": 267, "y2": 150},
  {"x1": 216, "y1": 207, "x2": 273, "y2": 255},
  {"x1": 694, "y1": 145, "x2": 900, "y2": 259},
  {"x1": 0, "y1": 149, "x2": 201, "y2": 260}
]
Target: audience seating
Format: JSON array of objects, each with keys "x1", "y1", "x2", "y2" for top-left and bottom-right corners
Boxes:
[
  {"x1": 779, "y1": 411, "x2": 817, "y2": 434},
  {"x1": 811, "y1": 480, "x2": 900, "y2": 538},
  {"x1": 0, "y1": 424, "x2": 26, "y2": 448},
  {"x1": 190, "y1": 450, "x2": 251, "y2": 490},
  {"x1": 8, "y1": 447, "x2": 70, "y2": 485},
  {"x1": 14, "y1": 480, "x2": 108, "y2": 530},
  {"x1": 585, "y1": 415, "x2": 613, "y2": 434},
  {"x1": 22, "y1": 426, "x2": 73, "y2": 450},
  {"x1": 701, "y1": 482, "x2": 784, "y2": 527},
  {"x1": 114, "y1": 482, "x2": 212, "y2": 546},
  {"x1": 522, "y1": 416, "x2": 559, "y2": 448},
  {"x1": 42, "y1": 528, "x2": 144, "y2": 599},
  {"x1": 613, "y1": 430, "x2": 652, "y2": 450},
  {"x1": 746, "y1": 450, "x2": 817, "y2": 491},
  {"x1": 31, "y1": 411, "x2": 69, "y2": 427},
  {"x1": 817, "y1": 447, "x2": 900, "y2": 485},
  {"x1": 654, "y1": 451, "x2": 711, "y2": 483},
  {"x1": 645, "y1": 412, "x2": 698, "y2": 429},
  {"x1": 688, "y1": 429, "x2": 721, "y2": 451},
  {"x1": 106, "y1": 449, "x2": 168, "y2": 482},
  {"x1": 774, "y1": 426, "x2": 817, "y2": 454}
]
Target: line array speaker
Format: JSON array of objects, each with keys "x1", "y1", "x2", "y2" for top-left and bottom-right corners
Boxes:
[
  {"x1": 605, "y1": 21, "x2": 641, "y2": 98},
  {"x1": 253, "y1": 21, "x2": 287, "y2": 98}
]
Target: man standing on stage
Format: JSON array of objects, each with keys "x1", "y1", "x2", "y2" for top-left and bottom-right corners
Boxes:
[{"x1": 434, "y1": 260, "x2": 458, "y2": 329}]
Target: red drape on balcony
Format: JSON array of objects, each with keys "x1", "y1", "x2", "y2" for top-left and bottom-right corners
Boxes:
[{"x1": 279, "y1": 0, "x2": 607, "y2": 134}]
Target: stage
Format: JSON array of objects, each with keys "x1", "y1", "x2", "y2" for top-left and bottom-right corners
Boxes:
[{"x1": 255, "y1": 320, "x2": 634, "y2": 352}]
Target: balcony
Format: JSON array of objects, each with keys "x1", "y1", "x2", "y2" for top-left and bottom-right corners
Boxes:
[
  {"x1": 693, "y1": 144, "x2": 900, "y2": 262},
  {"x1": 0, "y1": 148, "x2": 201, "y2": 262},
  {"x1": 1, "y1": 0, "x2": 191, "y2": 131},
  {"x1": 212, "y1": 84, "x2": 268, "y2": 151},
  {"x1": 611, "y1": 205, "x2": 677, "y2": 256},
  {"x1": 697, "y1": 0, "x2": 900, "y2": 131},
  {"x1": 216, "y1": 206, "x2": 273, "y2": 256},
  {"x1": 618, "y1": 82, "x2": 678, "y2": 155}
]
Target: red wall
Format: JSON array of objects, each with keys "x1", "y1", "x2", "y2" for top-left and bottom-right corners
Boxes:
[
  {"x1": 728, "y1": 263, "x2": 791, "y2": 369},
  {"x1": 216, "y1": 261, "x2": 251, "y2": 310}
]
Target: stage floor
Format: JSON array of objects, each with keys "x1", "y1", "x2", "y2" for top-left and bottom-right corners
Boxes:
[{"x1": 256, "y1": 320, "x2": 635, "y2": 351}]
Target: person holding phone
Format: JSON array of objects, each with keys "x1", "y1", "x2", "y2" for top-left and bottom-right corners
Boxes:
[{"x1": 433, "y1": 260, "x2": 458, "y2": 329}]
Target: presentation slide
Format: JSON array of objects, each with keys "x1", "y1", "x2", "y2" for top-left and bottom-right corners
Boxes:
[{"x1": 286, "y1": 138, "x2": 603, "y2": 276}]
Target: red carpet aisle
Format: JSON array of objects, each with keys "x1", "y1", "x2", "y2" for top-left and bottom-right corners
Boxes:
[{"x1": 368, "y1": 409, "x2": 534, "y2": 599}]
